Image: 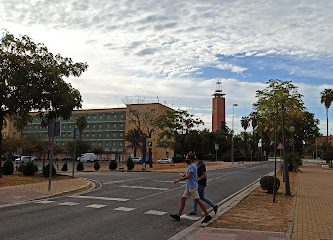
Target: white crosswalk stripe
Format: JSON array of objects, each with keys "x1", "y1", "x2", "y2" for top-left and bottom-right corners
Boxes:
[
  {"x1": 58, "y1": 202, "x2": 79, "y2": 206},
  {"x1": 145, "y1": 210, "x2": 167, "y2": 216},
  {"x1": 86, "y1": 204, "x2": 107, "y2": 209},
  {"x1": 69, "y1": 195, "x2": 129, "y2": 202},
  {"x1": 34, "y1": 200, "x2": 55, "y2": 204},
  {"x1": 114, "y1": 207, "x2": 135, "y2": 212}
]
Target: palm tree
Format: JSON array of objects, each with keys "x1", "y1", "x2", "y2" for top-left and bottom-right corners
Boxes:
[
  {"x1": 240, "y1": 116, "x2": 250, "y2": 131},
  {"x1": 76, "y1": 116, "x2": 88, "y2": 139},
  {"x1": 320, "y1": 89, "x2": 333, "y2": 143}
]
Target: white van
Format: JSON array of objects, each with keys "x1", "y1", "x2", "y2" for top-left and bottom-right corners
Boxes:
[{"x1": 77, "y1": 153, "x2": 97, "y2": 162}]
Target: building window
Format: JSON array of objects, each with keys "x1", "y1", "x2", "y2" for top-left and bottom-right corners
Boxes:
[{"x1": 114, "y1": 114, "x2": 117, "y2": 119}]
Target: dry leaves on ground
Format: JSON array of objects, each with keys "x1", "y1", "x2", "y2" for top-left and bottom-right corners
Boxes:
[
  {"x1": 0, "y1": 174, "x2": 70, "y2": 188},
  {"x1": 210, "y1": 171, "x2": 296, "y2": 232}
]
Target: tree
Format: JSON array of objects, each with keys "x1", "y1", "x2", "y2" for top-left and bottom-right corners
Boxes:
[
  {"x1": 252, "y1": 79, "x2": 319, "y2": 195},
  {"x1": 76, "y1": 116, "x2": 88, "y2": 139},
  {"x1": 0, "y1": 32, "x2": 88, "y2": 177},
  {"x1": 125, "y1": 128, "x2": 144, "y2": 157},
  {"x1": 320, "y1": 89, "x2": 333, "y2": 143},
  {"x1": 240, "y1": 116, "x2": 250, "y2": 131}
]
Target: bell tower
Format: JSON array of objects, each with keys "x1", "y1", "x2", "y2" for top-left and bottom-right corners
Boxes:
[{"x1": 212, "y1": 81, "x2": 226, "y2": 131}]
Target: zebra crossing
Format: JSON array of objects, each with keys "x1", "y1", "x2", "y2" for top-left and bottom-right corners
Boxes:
[{"x1": 32, "y1": 199, "x2": 201, "y2": 220}]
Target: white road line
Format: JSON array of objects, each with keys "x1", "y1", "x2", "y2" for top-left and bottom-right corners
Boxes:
[
  {"x1": 86, "y1": 204, "x2": 107, "y2": 209},
  {"x1": 68, "y1": 196, "x2": 129, "y2": 202},
  {"x1": 180, "y1": 214, "x2": 201, "y2": 221},
  {"x1": 153, "y1": 180, "x2": 174, "y2": 183},
  {"x1": 114, "y1": 207, "x2": 135, "y2": 212},
  {"x1": 136, "y1": 186, "x2": 184, "y2": 201},
  {"x1": 104, "y1": 178, "x2": 144, "y2": 185},
  {"x1": 145, "y1": 210, "x2": 167, "y2": 216},
  {"x1": 58, "y1": 202, "x2": 79, "y2": 206},
  {"x1": 119, "y1": 185, "x2": 169, "y2": 191},
  {"x1": 34, "y1": 200, "x2": 55, "y2": 204}
]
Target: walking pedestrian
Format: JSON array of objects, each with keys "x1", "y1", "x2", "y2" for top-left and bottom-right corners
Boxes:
[
  {"x1": 189, "y1": 152, "x2": 218, "y2": 216},
  {"x1": 170, "y1": 153, "x2": 212, "y2": 223}
]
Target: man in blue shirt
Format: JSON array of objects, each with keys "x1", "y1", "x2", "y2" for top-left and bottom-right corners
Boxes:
[
  {"x1": 189, "y1": 152, "x2": 218, "y2": 216},
  {"x1": 170, "y1": 153, "x2": 212, "y2": 223}
]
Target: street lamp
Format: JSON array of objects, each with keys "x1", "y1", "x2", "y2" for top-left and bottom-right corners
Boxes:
[{"x1": 231, "y1": 103, "x2": 238, "y2": 164}]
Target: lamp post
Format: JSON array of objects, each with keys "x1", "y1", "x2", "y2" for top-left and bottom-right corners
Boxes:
[
  {"x1": 231, "y1": 103, "x2": 238, "y2": 164},
  {"x1": 289, "y1": 126, "x2": 295, "y2": 171}
]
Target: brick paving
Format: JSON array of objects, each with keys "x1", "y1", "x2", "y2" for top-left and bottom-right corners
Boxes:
[{"x1": 292, "y1": 166, "x2": 333, "y2": 240}]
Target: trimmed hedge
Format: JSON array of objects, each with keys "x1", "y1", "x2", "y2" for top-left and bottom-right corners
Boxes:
[
  {"x1": 260, "y1": 176, "x2": 280, "y2": 194},
  {"x1": 3, "y1": 160, "x2": 14, "y2": 175},
  {"x1": 43, "y1": 164, "x2": 56, "y2": 177},
  {"x1": 127, "y1": 157, "x2": 134, "y2": 171},
  {"x1": 76, "y1": 162, "x2": 84, "y2": 171},
  {"x1": 61, "y1": 162, "x2": 68, "y2": 172},
  {"x1": 109, "y1": 160, "x2": 117, "y2": 170},
  {"x1": 23, "y1": 162, "x2": 36, "y2": 176},
  {"x1": 94, "y1": 161, "x2": 100, "y2": 171}
]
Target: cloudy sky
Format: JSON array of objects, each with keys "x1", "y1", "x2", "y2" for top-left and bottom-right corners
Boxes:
[{"x1": 1, "y1": 0, "x2": 333, "y2": 133}]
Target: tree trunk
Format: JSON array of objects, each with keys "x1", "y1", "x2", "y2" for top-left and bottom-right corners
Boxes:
[
  {"x1": 327, "y1": 107, "x2": 329, "y2": 144},
  {"x1": 0, "y1": 116, "x2": 4, "y2": 178}
]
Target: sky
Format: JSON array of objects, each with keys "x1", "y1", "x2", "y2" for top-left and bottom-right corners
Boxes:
[{"x1": 1, "y1": 0, "x2": 333, "y2": 134}]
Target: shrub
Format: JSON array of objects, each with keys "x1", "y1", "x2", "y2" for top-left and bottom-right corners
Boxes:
[
  {"x1": 3, "y1": 160, "x2": 14, "y2": 175},
  {"x1": 322, "y1": 150, "x2": 333, "y2": 161},
  {"x1": 61, "y1": 162, "x2": 68, "y2": 171},
  {"x1": 76, "y1": 162, "x2": 84, "y2": 171},
  {"x1": 43, "y1": 164, "x2": 56, "y2": 177},
  {"x1": 34, "y1": 164, "x2": 38, "y2": 173},
  {"x1": 109, "y1": 160, "x2": 117, "y2": 170},
  {"x1": 127, "y1": 157, "x2": 134, "y2": 171},
  {"x1": 260, "y1": 176, "x2": 280, "y2": 194},
  {"x1": 23, "y1": 161, "x2": 36, "y2": 176},
  {"x1": 94, "y1": 161, "x2": 100, "y2": 171}
]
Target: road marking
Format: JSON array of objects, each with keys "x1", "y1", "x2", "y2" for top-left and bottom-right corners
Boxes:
[
  {"x1": 180, "y1": 214, "x2": 201, "y2": 221},
  {"x1": 58, "y1": 202, "x2": 79, "y2": 206},
  {"x1": 86, "y1": 204, "x2": 107, "y2": 209},
  {"x1": 145, "y1": 210, "x2": 167, "y2": 216},
  {"x1": 34, "y1": 200, "x2": 55, "y2": 204},
  {"x1": 153, "y1": 180, "x2": 174, "y2": 183},
  {"x1": 68, "y1": 196, "x2": 129, "y2": 202},
  {"x1": 104, "y1": 178, "x2": 144, "y2": 185},
  {"x1": 119, "y1": 185, "x2": 169, "y2": 191},
  {"x1": 136, "y1": 185, "x2": 184, "y2": 200},
  {"x1": 114, "y1": 207, "x2": 135, "y2": 212}
]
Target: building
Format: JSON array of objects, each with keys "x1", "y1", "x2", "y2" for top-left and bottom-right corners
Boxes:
[
  {"x1": 212, "y1": 81, "x2": 226, "y2": 132},
  {"x1": 12, "y1": 103, "x2": 173, "y2": 161},
  {"x1": 315, "y1": 135, "x2": 333, "y2": 146},
  {"x1": 1, "y1": 116, "x2": 21, "y2": 139}
]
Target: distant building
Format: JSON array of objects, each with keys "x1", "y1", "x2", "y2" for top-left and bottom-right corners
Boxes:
[
  {"x1": 212, "y1": 81, "x2": 226, "y2": 132},
  {"x1": 3, "y1": 103, "x2": 173, "y2": 161},
  {"x1": 315, "y1": 135, "x2": 333, "y2": 146}
]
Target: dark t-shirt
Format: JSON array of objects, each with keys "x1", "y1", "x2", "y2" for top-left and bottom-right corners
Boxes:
[{"x1": 197, "y1": 160, "x2": 207, "y2": 187}]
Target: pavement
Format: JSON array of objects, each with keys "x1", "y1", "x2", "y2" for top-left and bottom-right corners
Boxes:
[{"x1": 1, "y1": 161, "x2": 332, "y2": 240}]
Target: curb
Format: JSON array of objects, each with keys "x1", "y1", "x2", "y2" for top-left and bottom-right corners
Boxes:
[
  {"x1": 286, "y1": 172, "x2": 299, "y2": 240},
  {"x1": 168, "y1": 171, "x2": 274, "y2": 240}
]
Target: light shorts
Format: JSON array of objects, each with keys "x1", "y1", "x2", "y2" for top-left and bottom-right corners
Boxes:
[{"x1": 182, "y1": 187, "x2": 200, "y2": 199}]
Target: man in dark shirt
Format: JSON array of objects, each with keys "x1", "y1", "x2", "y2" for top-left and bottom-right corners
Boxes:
[{"x1": 189, "y1": 152, "x2": 218, "y2": 216}]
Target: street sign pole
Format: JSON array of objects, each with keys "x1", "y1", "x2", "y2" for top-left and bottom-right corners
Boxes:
[{"x1": 72, "y1": 126, "x2": 79, "y2": 178}]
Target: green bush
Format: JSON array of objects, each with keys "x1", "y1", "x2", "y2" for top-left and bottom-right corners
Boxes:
[
  {"x1": 43, "y1": 164, "x2": 56, "y2": 177},
  {"x1": 23, "y1": 161, "x2": 36, "y2": 176},
  {"x1": 76, "y1": 162, "x2": 84, "y2": 171},
  {"x1": 94, "y1": 161, "x2": 100, "y2": 171},
  {"x1": 109, "y1": 160, "x2": 117, "y2": 170},
  {"x1": 61, "y1": 162, "x2": 68, "y2": 171},
  {"x1": 3, "y1": 160, "x2": 14, "y2": 175},
  {"x1": 322, "y1": 150, "x2": 333, "y2": 161},
  {"x1": 127, "y1": 157, "x2": 134, "y2": 171},
  {"x1": 260, "y1": 176, "x2": 280, "y2": 194},
  {"x1": 34, "y1": 164, "x2": 38, "y2": 173}
]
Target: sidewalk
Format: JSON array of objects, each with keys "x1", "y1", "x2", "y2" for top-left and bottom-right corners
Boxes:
[
  {"x1": 177, "y1": 164, "x2": 333, "y2": 240},
  {"x1": 0, "y1": 177, "x2": 92, "y2": 207},
  {"x1": 292, "y1": 165, "x2": 333, "y2": 240}
]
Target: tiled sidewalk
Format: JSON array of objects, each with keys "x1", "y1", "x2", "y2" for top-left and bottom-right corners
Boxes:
[
  {"x1": 292, "y1": 166, "x2": 333, "y2": 240},
  {"x1": 0, "y1": 178, "x2": 92, "y2": 207}
]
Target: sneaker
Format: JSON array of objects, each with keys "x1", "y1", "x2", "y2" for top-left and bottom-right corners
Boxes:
[
  {"x1": 201, "y1": 215, "x2": 212, "y2": 223},
  {"x1": 213, "y1": 205, "x2": 218, "y2": 214},
  {"x1": 170, "y1": 213, "x2": 180, "y2": 221},
  {"x1": 188, "y1": 211, "x2": 197, "y2": 216}
]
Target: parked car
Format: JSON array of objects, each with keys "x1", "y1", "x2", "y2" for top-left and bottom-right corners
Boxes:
[
  {"x1": 15, "y1": 156, "x2": 35, "y2": 164},
  {"x1": 156, "y1": 158, "x2": 173, "y2": 164},
  {"x1": 62, "y1": 156, "x2": 74, "y2": 161},
  {"x1": 132, "y1": 157, "x2": 143, "y2": 164},
  {"x1": 77, "y1": 153, "x2": 97, "y2": 162}
]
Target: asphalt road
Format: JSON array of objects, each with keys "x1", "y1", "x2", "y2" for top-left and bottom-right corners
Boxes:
[{"x1": 0, "y1": 161, "x2": 274, "y2": 240}]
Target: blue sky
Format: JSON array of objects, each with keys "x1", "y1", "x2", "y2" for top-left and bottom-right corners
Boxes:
[{"x1": 1, "y1": 0, "x2": 333, "y2": 134}]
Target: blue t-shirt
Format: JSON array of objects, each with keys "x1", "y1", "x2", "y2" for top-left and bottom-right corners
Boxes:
[
  {"x1": 186, "y1": 163, "x2": 198, "y2": 189},
  {"x1": 197, "y1": 160, "x2": 207, "y2": 187}
]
